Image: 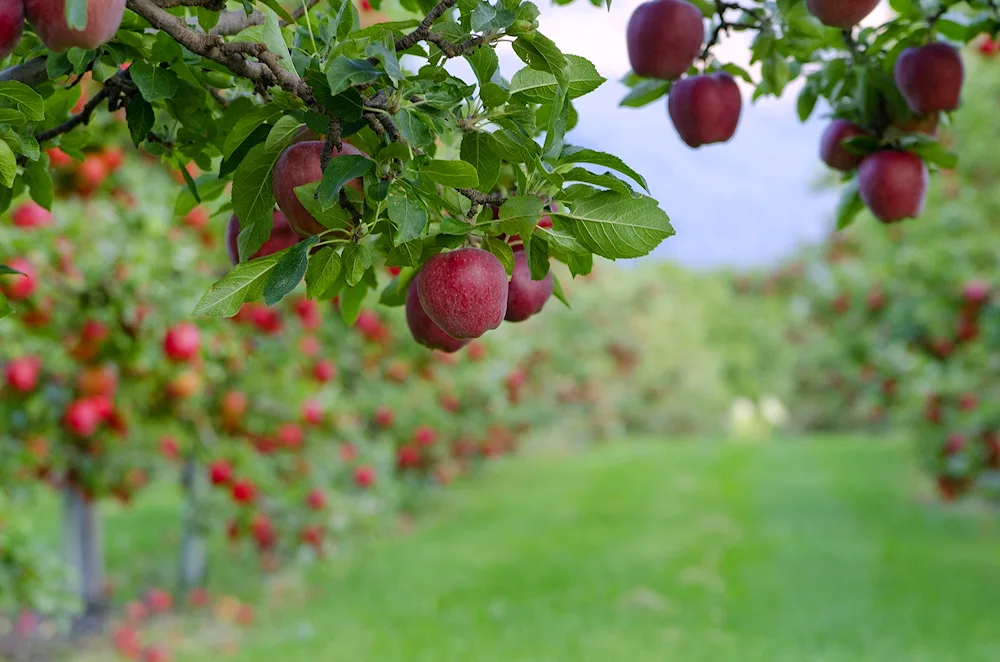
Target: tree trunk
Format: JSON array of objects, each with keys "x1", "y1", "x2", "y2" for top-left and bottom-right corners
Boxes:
[
  {"x1": 62, "y1": 487, "x2": 106, "y2": 619},
  {"x1": 178, "y1": 454, "x2": 207, "y2": 591}
]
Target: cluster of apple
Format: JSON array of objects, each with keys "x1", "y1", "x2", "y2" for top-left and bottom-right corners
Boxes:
[
  {"x1": 0, "y1": 0, "x2": 125, "y2": 56},
  {"x1": 626, "y1": 0, "x2": 968, "y2": 224}
]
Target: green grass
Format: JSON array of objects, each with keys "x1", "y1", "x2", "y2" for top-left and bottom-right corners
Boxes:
[{"x1": 66, "y1": 437, "x2": 1000, "y2": 661}]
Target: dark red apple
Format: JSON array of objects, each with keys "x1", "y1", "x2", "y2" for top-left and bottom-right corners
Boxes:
[
  {"x1": 226, "y1": 211, "x2": 300, "y2": 265},
  {"x1": 25, "y1": 0, "x2": 125, "y2": 52},
  {"x1": 506, "y1": 248, "x2": 553, "y2": 322},
  {"x1": 416, "y1": 248, "x2": 508, "y2": 340},
  {"x1": 667, "y1": 73, "x2": 741, "y2": 148},
  {"x1": 819, "y1": 119, "x2": 868, "y2": 171},
  {"x1": 894, "y1": 43, "x2": 964, "y2": 115},
  {"x1": 405, "y1": 282, "x2": 469, "y2": 353},
  {"x1": 0, "y1": 0, "x2": 24, "y2": 59},
  {"x1": 805, "y1": 0, "x2": 878, "y2": 28},
  {"x1": 626, "y1": 0, "x2": 704, "y2": 80},
  {"x1": 857, "y1": 150, "x2": 928, "y2": 223},
  {"x1": 272, "y1": 141, "x2": 366, "y2": 237}
]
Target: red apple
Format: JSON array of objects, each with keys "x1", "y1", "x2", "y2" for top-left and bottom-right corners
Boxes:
[
  {"x1": 0, "y1": 0, "x2": 24, "y2": 59},
  {"x1": 626, "y1": 0, "x2": 704, "y2": 80},
  {"x1": 312, "y1": 359, "x2": 337, "y2": 383},
  {"x1": 25, "y1": 0, "x2": 126, "y2": 51},
  {"x1": 405, "y1": 281, "x2": 469, "y2": 353},
  {"x1": 413, "y1": 425, "x2": 437, "y2": 447},
  {"x1": 805, "y1": 0, "x2": 878, "y2": 28},
  {"x1": 163, "y1": 322, "x2": 200, "y2": 362},
  {"x1": 857, "y1": 150, "x2": 928, "y2": 223},
  {"x1": 64, "y1": 398, "x2": 102, "y2": 437},
  {"x1": 667, "y1": 73, "x2": 742, "y2": 148},
  {"x1": 208, "y1": 460, "x2": 233, "y2": 486},
  {"x1": 272, "y1": 141, "x2": 366, "y2": 237},
  {"x1": 225, "y1": 211, "x2": 300, "y2": 265},
  {"x1": 894, "y1": 43, "x2": 964, "y2": 115},
  {"x1": 1, "y1": 257, "x2": 37, "y2": 301},
  {"x1": 230, "y1": 478, "x2": 256, "y2": 504},
  {"x1": 397, "y1": 444, "x2": 421, "y2": 469},
  {"x1": 5, "y1": 356, "x2": 40, "y2": 393},
  {"x1": 373, "y1": 405, "x2": 394, "y2": 429},
  {"x1": 354, "y1": 465, "x2": 376, "y2": 488},
  {"x1": 505, "y1": 247, "x2": 553, "y2": 322},
  {"x1": 819, "y1": 119, "x2": 868, "y2": 172},
  {"x1": 302, "y1": 399, "x2": 324, "y2": 426},
  {"x1": 416, "y1": 248, "x2": 508, "y2": 340},
  {"x1": 11, "y1": 201, "x2": 52, "y2": 229},
  {"x1": 305, "y1": 487, "x2": 326, "y2": 510}
]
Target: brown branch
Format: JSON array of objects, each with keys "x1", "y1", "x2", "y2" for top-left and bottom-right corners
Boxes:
[
  {"x1": 395, "y1": 0, "x2": 458, "y2": 51},
  {"x1": 0, "y1": 57, "x2": 48, "y2": 86},
  {"x1": 211, "y1": 0, "x2": 320, "y2": 36},
  {"x1": 425, "y1": 32, "x2": 488, "y2": 58},
  {"x1": 154, "y1": 0, "x2": 226, "y2": 8},
  {"x1": 320, "y1": 118, "x2": 343, "y2": 170},
  {"x1": 458, "y1": 189, "x2": 505, "y2": 206}
]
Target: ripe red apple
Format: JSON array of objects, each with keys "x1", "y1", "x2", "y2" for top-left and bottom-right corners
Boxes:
[
  {"x1": 208, "y1": 460, "x2": 233, "y2": 486},
  {"x1": 146, "y1": 588, "x2": 172, "y2": 614},
  {"x1": 339, "y1": 441, "x2": 358, "y2": 461},
  {"x1": 626, "y1": 0, "x2": 704, "y2": 80},
  {"x1": 413, "y1": 425, "x2": 437, "y2": 447},
  {"x1": 159, "y1": 436, "x2": 180, "y2": 461},
  {"x1": 163, "y1": 322, "x2": 200, "y2": 362},
  {"x1": 24, "y1": 0, "x2": 125, "y2": 51},
  {"x1": 1, "y1": 257, "x2": 37, "y2": 301},
  {"x1": 819, "y1": 119, "x2": 868, "y2": 172},
  {"x1": 373, "y1": 405, "x2": 395, "y2": 429},
  {"x1": 272, "y1": 141, "x2": 366, "y2": 237},
  {"x1": 11, "y1": 201, "x2": 52, "y2": 229},
  {"x1": 505, "y1": 247, "x2": 553, "y2": 322},
  {"x1": 77, "y1": 364, "x2": 117, "y2": 397},
  {"x1": 305, "y1": 487, "x2": 326, "y2": 510},
  {"x1": 405, "y1": 282, "x2": 469, "y2": 353},
  {"x1": 230, "y1": 478, "x2": 256, "y2": 504},
  {"x1": 225, "y1": 211, "x2": 300, "y2": 265},
  {"x1": 857, "y1": 150, "x2": 928, "y2": 223},
  {"x1": 141, "y1": 645, "x2": 171, "y2": 662},
  {"x1": 312, "y1": 359, "x2": 337, "y2": 383},
  {"x1": 294, "y1": 298, "x2": 321, "y2": 329},
  {"x1": 64, "y1": 398, "x2": 102, "y2": 437},
  {"x1": 416, "y1": 248, "x2": 508, "y2": 340},
  {"x1": 184, "y1": 206, "x2": 209, "y2": 229},
  {"x1": 5, "y1": 356, "x2": 40, "y2": 393},
  {"x1": 397, "y1": 444, "x2": 421, "y2": 470},
  {"x1": 667, "y1": 73, "x2": 742, "y2": 148},
  {"x1": 962, "y1": 280, "x2": 990, "y2": 308},
  {"x1": 354, "y1": 465, "x2": 376, "y2": 488},
  {"x1": 805, "y1": 0, "x2": 878, "y2": 28},
  {"x1": 251, "y1": 513, "x2": 276, "y2": 549},
  {"x1": 278, "y1": 422, "x2": 304, "y2": 449},
  {"x1": 300, "y1": 524, "x2": 324, "y2": 549},
  {"x1": 302, "y1": 399, "x2": 324, "y2": 426},
  {"x1": 894, "y1": 43, "x2": 964, "y2": 115},
  {"x1": 0, "y1": 0, "x2": 24, "y2": 59}
]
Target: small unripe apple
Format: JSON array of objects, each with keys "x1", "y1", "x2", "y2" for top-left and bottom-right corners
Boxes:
[
  {"x1": 667, "y1": 73, "x2": 742, "y2": 148},
  {"x1": 505, "y1": 248, "x2": 553, "y2": 322},
  {"x1": 819, "y1": 119, "x2": 868, "y2": 172},
  {"x1": 626, "y1": 0, "x2": 704, "y2": 80},
  {"x1": 416, "y1": 248, "x2": 509, "y2": 340},
  {"x1": 805, "y1": 0, "x2": 878, "y2": 28},
  {"x1": 857, "y1": 150, "x2": 928, "y2": 223},
  {"x1": 25, "y1": 0, "x2": 126, "y2": 51},
  {"x1": 894, "y1": 43, "x2": 964, "y2": 115}
]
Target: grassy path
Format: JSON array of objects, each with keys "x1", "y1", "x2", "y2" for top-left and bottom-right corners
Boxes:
[{"x1": 169, "y1": 438, "x2": 1000, "y2": 662}]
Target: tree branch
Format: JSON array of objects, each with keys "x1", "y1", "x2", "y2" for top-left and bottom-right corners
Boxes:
[
  {"x1": 211, "y1": 0, "x2": 320, "y2": 36},
  {"x1": 395, "y1": 0, "x2": 458, "y2": 51},
  {"x1": 458, "y1": 189, "x2": 505, "y2": 206},
  {"x1": 154, "y1": 0, "x2": 226, "y2": 8},
  {"x1": 0, "y1": 57, "x2": 48, "y2": 86},
  {"x1": 426, "y1": 32, "x2": 488, "y2": 58}
]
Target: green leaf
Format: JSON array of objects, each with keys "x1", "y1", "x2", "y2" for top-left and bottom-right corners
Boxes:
[
  {"x1": 260, "y1": 7, "x2": 295, "y2": 73},
  {"x1": 420, "y1": 160, "x2": 479, "y2": 188},
  {"x1": 233, "y1": 144, "x2": 281, "y2": 261},
  {"x1": 512, "y1": 33, "x2": 568, "y2": 87},
  {"x1": 258, "y1": 0, "x2": 296, "y2": 24},
  {"x1": 460, "y1": 132, "x2": 501, "y2": 194},
  {"x1": 339, "y1": 280, "x2": 370, "y2": 325},
  {"x1": 22, "y1": 159, "x2": 53, "y2": 210},
  {"x1": 796, "y1": 81, "x2": 818, "y2": 122},
  {"x1": 395, "y1": 108, "x2": 434, "y2": 148},
  {"x1": 0, "y1": 292, "x2": 10, "y2": 320},
  {"x1": 471, "y1": 2, "x2": 516, "y2": 31},
  {"x1": 480, "y1": 82, "x2": 510, "y2": 108},
  {"x1": 0, "y1": 264, "x2": 25, "y2": 276},
  {"x1": 264, "y1": 237, "x2": 317, "y2": 305},
  {"x1": 498, "y1": 195, "x2": 544, "y2": 239},
  {"x1": 305, "y1": 247, "x2": 343, "y2": 299},
  {"x1": 265, "y1": 115, "x2": 303, "y2": 152},
  {"x1": 551, "y1": 273, "x2": 569, "y2": 308},
  {"x1": 0, "y1": 109, "x2": 26, "y2": 125},
  {"x1": 552, "y1": 192, "x2": 673, "y2": 259},
  {"x1": 317, "y1": 155, "x2": 374, "y2": 205},
  {"x1": 465, "y1": 47, "x2": 499, "y2": 87},
  {"x1": 342, "y1": 243, "x2": 373, "y2": 286},
  {"x1": 559, "y1": 145, "x2": 649, "y2": 192},
  {"x1": 224, "y1": 105, "x2": 284, "y2": 159},
  {"x1": 619, "y1": 78, "x2": 670, "y2": 108},
  {"x1": 836, "y1": 178, "x2": 864, "y2": 231},
  {"x1": 493, "y1": 128, "x2": 539, "y2": 163},
  {"x1": 526, "y1": 234, "x2": 550, "y2": 280},
  {"x1": 555, "y1": 167, "x2": 635, "y2": 195},
  {"x1": 510, "y1": 55, "x2": 604, "y2": 103},
  {"x1": 294, "y1": 181, "x2": 354, "y2": 230},
  {"x1": 0, "y1": 139, "x2": 16, "y2": 188},
  {"x1": 484, "y1": 237, "x2": 515, "y2": 275},
  {"x1": 193, "y1": 255, "x2": 282, "y2": 317},
  {"x1": 388, "y1": 183, "x2": 429, "y2": 244},
  {"x1": 0, "y1": 82, "x2": 44, "y2": 121},
  {"x1": 129, "y1": 61, "x2": 180, "y2": 102},
  {"x1": 326, "y1": 57, "x2": 380, "y2": 95},
  {"x1": 65, "y1": 0, "x2": 88, "y2": 30},
  {"x1": 542, "y1": 85, "x2": 568, "y2": 160},
  {"x1": 126, "y1": 96, "x2": 155, "y2": 148},
  {"x1": 366, "y1": 39, "x2": 403, "y2": 84}
]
